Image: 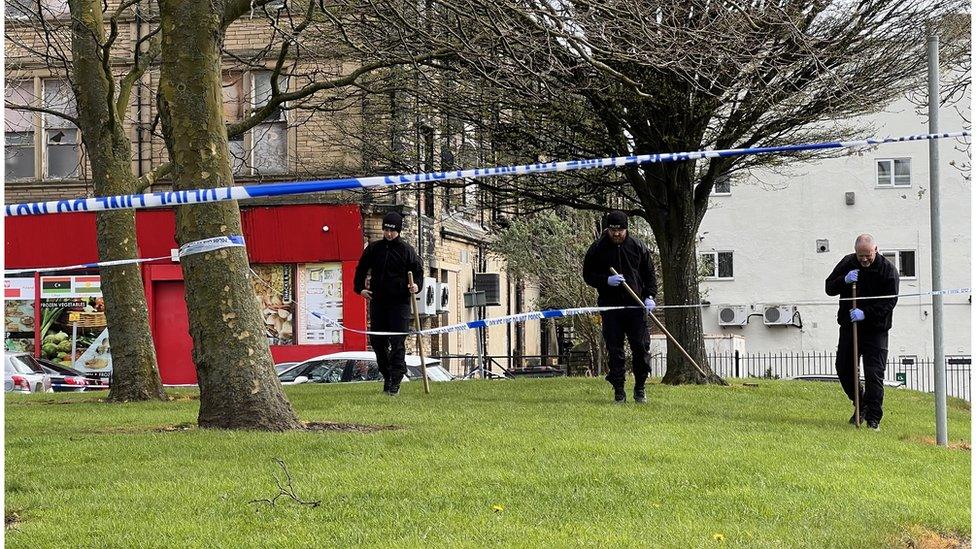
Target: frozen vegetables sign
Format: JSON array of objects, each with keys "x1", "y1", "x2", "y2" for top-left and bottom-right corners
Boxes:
[{"x1": 39, "y1": 275, "x2": 111, "y2": 373}]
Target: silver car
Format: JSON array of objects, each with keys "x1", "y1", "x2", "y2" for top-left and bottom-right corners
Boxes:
[
  {"x1": 5, "y1": 352, "x2": 53, "y2": 393},
  {"x1": 279, "y1": 351, "x2": 453, "y2": 385}
]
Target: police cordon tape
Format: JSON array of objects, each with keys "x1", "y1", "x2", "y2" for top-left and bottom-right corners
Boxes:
[
  {"x1": 3, "y1": 255, "x2": 172, "y2": 275},
  {"x1": 312, "y1": 287, "x2": 970, "y2": 337},
  {"x1": 3, "y1": 235, "x2": 247, "y2": 275},
  {"x1": 4, "y1": 131, "x2": 968, "y2": 217}
]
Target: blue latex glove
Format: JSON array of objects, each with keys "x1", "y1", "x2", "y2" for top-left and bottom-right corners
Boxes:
[
  {"x1": 607, "y1": 274, "x2": 626, "y2": 287},
  {"x1": 850, "y1": 308, "x2": 864, "y2": 322},
  {"x1": 844, "y1": 269, "x2": 859, "y2": 284},
  {"x1": 644, "y1": 297, "x2": 656, "y2": 311}
]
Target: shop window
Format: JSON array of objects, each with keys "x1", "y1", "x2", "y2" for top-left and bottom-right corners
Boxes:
[
  {"x1": 880, "y1": 250, "x2": 916, "y2": 279},
  {"x1": 250, "y1": 264, "x2": 295, "y2": 345},
  {"x1": 37, "y1": 275, "x2": 112, "y2": 374},
  {"x1": 296, "y1": 263, "x2": 344, "y2": 345},
  {"x1": 4, "y1": 277, "x2": 36, "y2": 353},
  {"x1": 876, "y1": 158, "x2": 911, "y2": 187},
  {"x1": 700, "y1": 250, "x2": 734, "y2": 280},
  {"x1": 42, "y1": 78, "x2": 80, "y2": 179},
  {"x1": 251, "y1": 71, "x2": 288, "y2": 175},
  {"x1": 5, "y1": 80, "x2": 36, "y2": 180}
]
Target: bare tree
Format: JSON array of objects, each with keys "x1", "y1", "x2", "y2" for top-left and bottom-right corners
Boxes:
[
  {"x1": 6, "y1": 0, "x2": 167, "y2": 400},
  {"x1": 395, "y1": 0, "x2": 970, "y2": 383}
]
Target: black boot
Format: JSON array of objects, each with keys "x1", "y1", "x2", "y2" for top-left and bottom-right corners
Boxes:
[
  {"x1": 634, "y1": 386, "x2": 647, "y2": 404},
  {"x1": 613, "y1": 386, "x2": 626, "y2": 404},
  {"x1": 382, "y1": 378, "x2": 391, "y2": 394}
]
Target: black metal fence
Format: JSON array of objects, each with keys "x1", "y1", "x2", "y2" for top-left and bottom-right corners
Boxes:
[
  {"x1": 648, "y1": 352, "x2": 971, "y2": 402},
  {"x1": 432, "y1": 351, "x2": 971, "y2": 402}
]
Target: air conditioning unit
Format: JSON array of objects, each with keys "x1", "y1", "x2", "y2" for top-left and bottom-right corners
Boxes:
[
  {"x1": 717, "y1": 305, "x2": 749, "y2": 327},
  {"x1": 473, "y1": 273, "x2": 501, "y2": 306},
  {"x1": 763, "y1": 305, "x2": 798, "y2": 326},
  {"x1": 436, "y1": 282, "x2": 451, "y2": 313},
  {"x1": 416, "y1": 277, "x2": 438, "y2": 315}
]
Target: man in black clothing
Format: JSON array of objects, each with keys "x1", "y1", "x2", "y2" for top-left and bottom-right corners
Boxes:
[
  {"x1": 825, "y1": 234, "x2": 899, "y2": 430},
  {"x1": 582, "y1": 210, "x2": 658, "y2": 404},
  {"x1": 354, "y1": 211, "x2": 423, "y2": 395}
]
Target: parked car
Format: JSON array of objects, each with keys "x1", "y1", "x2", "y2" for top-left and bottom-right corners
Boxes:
[
  {"x1": 278, "y1": 351, "x2": 453, "y2": 385},
  {"x1": 274, "y1": 361, "x2": 300, "y2": 375},
  {"x1": 784, "y1": 374, "x2": 904, "y2": 388},
  {"x1": 4, "y1": 352, "x2": 53, "y2": 394},
  {"x1": 36, "y1": 359, "x2": 108, "y2": 392}
]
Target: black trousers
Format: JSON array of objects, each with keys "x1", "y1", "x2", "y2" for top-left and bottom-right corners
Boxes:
[
  {"x1": 369, "y1": 301, "x2": 411, "y2": 388},
  {"x1": 600, "y1": 308, "x2": 650, "y2": 389},
  {"x1": 835, "y1": 325, "x2": 888, "y2": 423}
]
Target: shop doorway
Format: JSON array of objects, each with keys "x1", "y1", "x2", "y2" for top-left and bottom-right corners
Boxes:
[{"x1": 152, "y1": 281, "x2": 197, "y2": 385}]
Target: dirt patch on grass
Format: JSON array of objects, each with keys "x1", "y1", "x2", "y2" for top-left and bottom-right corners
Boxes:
[
  {"x1": 302, "y1": 421, "x2": 398, "y2": 433},
  {"x1": 892, "y1": 526, "x2": 971, "y2": 548},
  {"x1": 166, "y1": 393, "x2": 200, "y2": 402},
  {"x1": 99, "y1": 421, "x2": 398, "y2": 434},
  {"x1": 5, "y1": 509, "x2": 23, "y2": 530},
  {"x1": 900, "y1": 435, "x2": 971, "y2": 451}
]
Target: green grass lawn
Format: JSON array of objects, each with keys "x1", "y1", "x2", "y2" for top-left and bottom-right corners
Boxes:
[{"x1": 4, "y1": 378, "x2": 971, "y2": 548}]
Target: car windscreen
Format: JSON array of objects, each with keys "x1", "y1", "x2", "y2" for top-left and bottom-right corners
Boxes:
[{"x1": 7, "y1": 355, "x2": 45, "y2": 374}]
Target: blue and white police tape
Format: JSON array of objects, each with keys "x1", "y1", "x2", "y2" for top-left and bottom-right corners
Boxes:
[
  {"x1": 3, "y1": 235, "x2": 246, "y2": 275},
  {"x1": 3, "y1": 255, "x2": 172, "y2": 275},
  {"x1": 4, "y1": 131, "x2": 968, "y2": 217},
  {"x1": 311, "y1": 287, "x2": 970, "y2": 337},
  {"x1": 312, "y1": 306, "x2": 632, "y2": 337},
  {"x1": 178, "y1": 235, "x2": 246, "y2": 258}
]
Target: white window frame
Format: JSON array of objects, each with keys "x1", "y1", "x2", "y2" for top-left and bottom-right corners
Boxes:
[
  {"x1": 876, "y1": 158, "x2": 911, "y2": 188},
  {"x1": 42, "y1": 78, "x2": 81, "y2": 180},
  {"x1": 712, "y1": 174, "x2": 731, "y2": 196},
  {"x1": 5, "y1": 79, "x2": 37, "y2": 181},
  {"x1": 880, "y1": 249, "x2": 917, "y2": 280},
  {"x1": 700, "y1": 250, "x2": 734, "y2": 280}
]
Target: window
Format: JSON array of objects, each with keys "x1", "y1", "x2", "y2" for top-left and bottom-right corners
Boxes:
[
  {"x1": 251, "y1": 71, "x2": 287, "y2": 175},
  {"x1": 5, "y1": 81, "x2": 36, "y2": 180},
  {"x1": 880, "y1": 250, "x2": 916, "y2": 279},
  {"x1": 43, "y1": 79, "x2": 80, "y2": 179},
  {"x1": 5, "y1": 0, "x2": 33, "y2": 19},
  {"x1": 876, "y1": 158, "x2": 911, "y2": 187},
  {"x1": 422, "y1": 127, "x2": 435, "y2": 216},
  {"x1": 713, "y1": 174, "x2": 731, "y2": 196},
  {"x1": 700, "y1": 250, "x2": 734, "y2": 279},
  {"x1": 40, "y1": 0, "x2": 68, "y2": 17},
  {"x1": 222, "y1": 73, "x2": 247, "y2": 176}
]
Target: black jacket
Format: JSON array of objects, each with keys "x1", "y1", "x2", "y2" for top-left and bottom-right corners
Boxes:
[
  {"x1": 354, "y1": 236, "x2": 424, "y2": 304},
  {"x1": 582, "y1": 232, "x2": 657, "y2": 307},
  {"x1": 825, "y1": 253, "x2": 899, "y2": 332}
]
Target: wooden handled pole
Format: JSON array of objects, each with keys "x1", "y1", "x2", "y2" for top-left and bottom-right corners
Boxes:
[
  {"x1": 610, "y1": 268, "x2": 708, "y2": 378},
  {"x1": 408, "y1": 272, "x2": 431, "y2": 395},
  {"x1": 852, "y1": 282, "x2": 860, "y2": 428}
]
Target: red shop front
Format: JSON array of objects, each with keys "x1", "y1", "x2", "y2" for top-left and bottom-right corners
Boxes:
[{"x1": 4, "y1": 204, "x2": 367, "y2": 384}]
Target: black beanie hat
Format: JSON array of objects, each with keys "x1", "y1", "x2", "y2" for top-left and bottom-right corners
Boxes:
[
  {"x1": 606, "y1": 210, "x2": 628, "y2": 230},
  {"x1": 382, "y1": 211, "x2": 403, "y2": 232}
]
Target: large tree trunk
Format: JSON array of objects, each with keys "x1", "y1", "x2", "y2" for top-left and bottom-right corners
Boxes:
[
  {"x1": 642, "y1": 163, "x2": 726, "y2": 385},
  {"x1": 158, "y1": 0, "x2": 301, "y2": 430},
  {"x1": 69, "y1": 0, "x2": 165, "y2": 401},
  {"x1": 656, "y1": 243, "x2": 725, "y2": 385}
]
